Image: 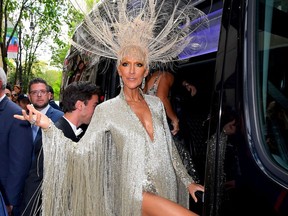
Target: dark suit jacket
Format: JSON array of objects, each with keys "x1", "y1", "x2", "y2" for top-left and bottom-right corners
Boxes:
[
  {"x1": 49, "y1": 100, "x2": 61, "y2": 111},
  {"x1": 32, "y1": 106, "x2": 64, "y2": 156},
  {"x1": 20, "y1": 106, "x2": 63, "y2": 216},
  {"x1": 0, "y1": 97, "x2": 33, "y2": 207},
  {"x1": 54, "y1": 117, "x2": 80, "y2": 142}
]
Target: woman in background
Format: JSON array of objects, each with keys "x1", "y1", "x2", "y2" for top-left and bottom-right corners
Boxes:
[
  {"x1": 145, "y1": 70, "x2": 179, "y2": 135},
  {"x1": 144, "y1": 70, "x2": 200, "y2": 183}
]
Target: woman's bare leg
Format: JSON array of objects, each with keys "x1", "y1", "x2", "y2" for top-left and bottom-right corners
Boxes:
[{"x1": 142, "y1": 192, "x2": 199, "y2": 216}]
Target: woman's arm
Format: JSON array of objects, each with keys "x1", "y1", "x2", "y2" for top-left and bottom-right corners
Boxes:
[{"x1": 157, "y1": 72, "x2": 179, "y2": 135}]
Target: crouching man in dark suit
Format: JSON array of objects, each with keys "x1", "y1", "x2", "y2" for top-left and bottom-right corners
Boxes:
[{"x1": 55, "y1": 81, "x2": 101, "y2": 142}]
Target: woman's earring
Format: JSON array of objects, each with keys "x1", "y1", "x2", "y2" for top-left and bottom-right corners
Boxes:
[
  {"x1": 141, "y1": 78, "x2": 146, "y2": 89},
  {"x1": 119, "y1": 76, "x2": 124, "y2": 88}
]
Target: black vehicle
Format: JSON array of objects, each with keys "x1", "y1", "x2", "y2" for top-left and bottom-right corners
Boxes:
[
  {"x1": 195, "y1": 0, "x2": 288, "y2": 215},
  {"x1": 62, "y1": 0, "x2": 288, "y2": 215}
]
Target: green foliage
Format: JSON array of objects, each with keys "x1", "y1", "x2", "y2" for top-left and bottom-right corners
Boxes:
[
  {"x1": 6, "y1": 70, "x2": 16, "y2": 87},
  {"x1": 50, "y1": 1, "x2": 85, "y2": 69},
  {"x1": 50, "y1": 37, "x2": 70, "y2": 68},
  {"x1": 1, "y1": 0, "x2": 73, "y2": 82},
  {"x1": 41, "y1": 69, "x2": 63, "y2": 100},
  {"x1": 6, "y1": 59, "x2": 16, "y2": 85},
  {"x1": 86, "y1": 0, "x2": 99, "y2": 11},
  {"x1": 1, "y1": 0, "x2": 99, "y2": 96}
]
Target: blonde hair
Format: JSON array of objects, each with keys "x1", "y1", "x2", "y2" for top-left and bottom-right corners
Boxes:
[{"x1": 117, "y1": 45, "x2": 148, "y2": 69}]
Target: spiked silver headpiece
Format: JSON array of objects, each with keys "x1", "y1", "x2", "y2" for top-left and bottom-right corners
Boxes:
[{"x1": 71, "y1": 0, "x2": 209, "y2": 69}]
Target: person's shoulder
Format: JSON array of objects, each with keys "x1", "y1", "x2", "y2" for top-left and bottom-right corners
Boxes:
[
  {"x1": 97, "y1": 96, "x2": 119, "y2": 110},
  {"x1": 161, "y1": 71, "x2": 174, "y2": 83},
  {"x1": 55, "y1": 117, "x2": 69, "y2": 130},
  {"x1": 48, "y1": 106, "x2": 64, "y2": 120},
  {"x1": 162, "y1": 71, "x2": 174, "y2": 78},
  {"x1": 49, "y1": 100, "x2": 61, "y2": 110},
  {"x1": 54, "y1": 116, "x2": 65, "y2": 126},
  {"x1": 50, "y1": 106, "x2": 64, "y2": 114},
  {"x1": 1, "y1": 99, "x2": 30, "y2": 127},
  {"x1": 2, "y1": 98, "x2": 22, "y2": 114}
]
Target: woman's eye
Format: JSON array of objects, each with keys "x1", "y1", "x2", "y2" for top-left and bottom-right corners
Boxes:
[
  {"x1": 136, "y1": 63, "x2": 143, "y2": 67},
  {"x1": 122, "y1": 62, "x2": 128, "y2": 66}
]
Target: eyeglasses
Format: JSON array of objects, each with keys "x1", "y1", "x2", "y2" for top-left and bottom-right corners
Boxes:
[
  {"x1": 6, "y1": 93, "x2": 11, "y2": 97},
  {"x1": 30, "y1": 90, "x2": 48, "y2": 96},
  {"x1": 12, "y1": 93, "x2": 18, "y2": 97}
]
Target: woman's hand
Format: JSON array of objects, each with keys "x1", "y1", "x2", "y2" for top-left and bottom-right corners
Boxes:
[
  {"x1": 186, "y1": 84, "x2": 197, "y2": 97},
  {"x1": 14, "y1": 104, "x2": 51, "y2": 129},
  {"x1": 188, "y1": 182, "x2": 204, "y2": 203},
  {"x1": 171, "y1": 119, "x2": 179, "y2": 135},
  {"x1": 223, "y1": 119, "x2": 236, "y2": 135},
  {"x1": 182, "y1": 81, "x2": 197, "y2": 97}
]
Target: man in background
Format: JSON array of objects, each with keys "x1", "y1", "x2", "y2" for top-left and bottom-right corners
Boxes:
[
  {"x1": 47, "y1": 85, "x2": 62, "y2": 111},
  {"x1": 0, "y1": 67, "x2": 33, "y2": 216},
  {"x1": 20, "y1": 78, "x2": 63, "y2": 216}
]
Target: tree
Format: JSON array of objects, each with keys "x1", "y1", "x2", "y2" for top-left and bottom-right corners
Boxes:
[
  {"x1": 50, "y1": 2, "x2": 84, "y2": 69},
  {"x1": 0, "y1": 0, "x2": 80, "y2": 91},
  {"x1": 20, "y1": 0, "x2": 75, "y2": 90},
  {"x1": 1, "y1": 0, "x2": 98, "y2": 94},
  {"x1": 0, "y1": 0, "x2": 29, "y2": 73}
]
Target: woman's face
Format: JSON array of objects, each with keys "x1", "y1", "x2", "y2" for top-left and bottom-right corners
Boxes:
[
  {"x1": 14, "y1": 85, "x2": 21, "y2": 94},
  {"x1": 11, "y1": 91, "x2": 18, "y2": 102},
  {"x1": 118, "y1": 56, "x2": 148, "y2": 89}
]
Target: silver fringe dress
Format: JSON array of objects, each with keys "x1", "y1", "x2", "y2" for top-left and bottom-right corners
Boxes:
[{"x1": 41, "y1": 89, "x2": 194, "y2": 215}]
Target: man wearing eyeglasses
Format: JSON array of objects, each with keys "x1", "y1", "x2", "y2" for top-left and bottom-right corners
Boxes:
[{"x1": 19, "y1": 78, "x2": 63, "y2": 216}]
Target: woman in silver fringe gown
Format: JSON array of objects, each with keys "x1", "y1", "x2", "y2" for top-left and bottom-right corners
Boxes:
[
  {"x1": 15, "y1": 1, "x2": 210, "y2": 215},
  {"x1": 17, "y1": 45, "x2": 204, "y2": 216}
]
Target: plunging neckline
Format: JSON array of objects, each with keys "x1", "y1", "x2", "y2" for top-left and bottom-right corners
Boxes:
[{"x1": 121, "y1": 89, "x2": 155, "y2": 143}]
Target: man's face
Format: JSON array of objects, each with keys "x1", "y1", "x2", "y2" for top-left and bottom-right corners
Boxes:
[
  {"x1": 29, "y1": 83, "x2": 51, "y2": 110},
  {"x1": 80, "y1": 95, "x2": 99, "y2": 125}
]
